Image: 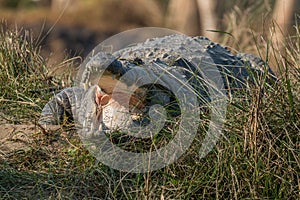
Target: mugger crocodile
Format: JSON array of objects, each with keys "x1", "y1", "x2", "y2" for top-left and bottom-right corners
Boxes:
[{"x1": 39, "y1": 34, "x2": 276, "y2": 135}]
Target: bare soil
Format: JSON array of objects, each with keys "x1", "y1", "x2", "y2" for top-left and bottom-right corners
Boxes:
[{"x1": 0, "y1": 124, "x2": 61, "y2": 156}]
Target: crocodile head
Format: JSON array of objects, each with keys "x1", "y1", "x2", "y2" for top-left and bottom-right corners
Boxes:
[{"x1": 79, "y1": 85, "x2": 148, "y2": 137}]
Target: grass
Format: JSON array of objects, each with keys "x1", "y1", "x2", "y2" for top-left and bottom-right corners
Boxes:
[
  {"x1": 0, "y1": 24, "x2": 50, "y2": 124},
  {"x1": 0, "y1": 22, "x2": 74, "y2": 124},
  {"x1": 0, "y1": 18, "x2": 300, "y2": 200}
]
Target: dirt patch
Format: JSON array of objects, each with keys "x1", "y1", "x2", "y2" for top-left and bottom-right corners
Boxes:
[{"x1": 0, "y1": 124, "x2": 61, "y2": 156}]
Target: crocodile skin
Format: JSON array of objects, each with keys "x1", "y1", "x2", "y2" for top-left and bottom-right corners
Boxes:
[{"x1": 39, "y1": 34, "x2": 276, "y2": 132}]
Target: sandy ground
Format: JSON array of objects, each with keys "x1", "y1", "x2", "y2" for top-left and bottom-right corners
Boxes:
[{"x1": 0, "y1": 123, "x2": 61, "y2": 156}]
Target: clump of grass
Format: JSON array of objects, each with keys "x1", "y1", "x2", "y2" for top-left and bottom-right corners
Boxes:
[{"x1": 0, "y1": 22, "x2": 68, "y2": 124}]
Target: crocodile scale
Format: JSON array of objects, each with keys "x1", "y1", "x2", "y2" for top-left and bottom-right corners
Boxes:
[{"x1": 39, "y1": 34, "x2": 276, "y2": 131}]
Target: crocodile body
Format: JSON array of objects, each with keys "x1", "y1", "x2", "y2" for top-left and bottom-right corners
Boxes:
[{"x1": 39, "y1": 34, "x2": 276, "y2": 132}]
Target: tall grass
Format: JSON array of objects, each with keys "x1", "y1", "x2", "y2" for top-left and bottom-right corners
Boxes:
[
  {"x1": 0, "y1": 23, "x2": 70, "y2": 124},
  {"x1": 0, "y1": 21, "x2": 299, "y2": 200}
]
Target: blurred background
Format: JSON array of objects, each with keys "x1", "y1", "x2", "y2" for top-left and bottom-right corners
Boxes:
[{"x1": 0, "y1": 0, "x2": 299, "y2": 67}]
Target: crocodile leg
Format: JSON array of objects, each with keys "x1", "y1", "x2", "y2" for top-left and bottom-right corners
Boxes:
[{"x1": 39, "y1": 87, "x2": 84, "y2": 125}]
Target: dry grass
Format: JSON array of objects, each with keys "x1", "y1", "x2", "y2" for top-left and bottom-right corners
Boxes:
[{"x1": 0, "y1": 4, "x2": 299, "y2": 200}]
